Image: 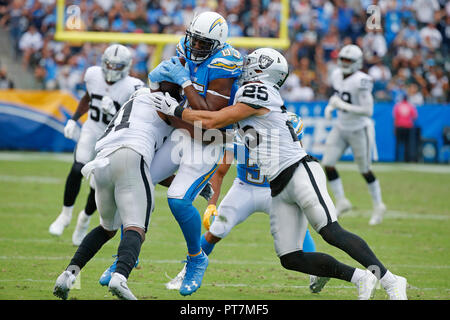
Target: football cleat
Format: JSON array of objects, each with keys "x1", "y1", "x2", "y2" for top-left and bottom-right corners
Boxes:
[
  {"x1": 165, "y1": 264, "x2": 187, "y2": 290},
  {"x1": 356, "y1": 270, "x2": 378, "y2": 300},
  {"x1": 71, "y1": 210, "x2": 91, "y2": 246},
  {"x1": 369, "y1": 202, "x2": 386, "y2": 226},
  {"x1": 53, "y1": 270, "x2": 76, "y2": 300},
  {"x1": 309, "y1": 275, "x2": 330, "y2": 294},
  {"x1": 49, "y1": 212, "x2": 72, "y2": 236},
  {"x1": 108, "y1": 272, "x2": 137, "y2": 300},
  {"x1": 179, "y1": 251, "x2": 209, "y2": 296},
  {"x1": 99, "y1": 256, "x2": 139, "y2": 286},
  {"x1": 336, "y1": 197, "x2": 352, "y2": 217},
  {"x1": 383, "y1": 275, "x2": 408, "y2": 300}
]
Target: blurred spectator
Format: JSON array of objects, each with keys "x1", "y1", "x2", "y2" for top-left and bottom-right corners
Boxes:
[
  {"x1": 0, "y1": 0, "x2": 447, "y2": 104},
  {"x1": 407, "y1": 83, "x2": 424, "y2": 106},
  {"x1": 0, "y1": 66, "x2": 14, "y2": 88},
  {"x1": 19, "y1": 24, "x2": 43, "y2": 69},
  {"x1": 393, "y1": 94, "x2": 418, "y2": 162},
  {"x1": 280, "y1": 73, "x2": 314, "y2": 102}
]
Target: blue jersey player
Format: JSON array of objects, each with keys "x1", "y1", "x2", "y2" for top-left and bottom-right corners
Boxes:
[
  {"x1": 144, "y1": 11, "x2": 243, "y2": 296},
  {"x1": 166, "y1": 113, "x2": 330, "y2": 294}
]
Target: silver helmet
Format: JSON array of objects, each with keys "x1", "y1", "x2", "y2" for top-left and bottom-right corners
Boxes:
[
  {"x1": 240, "y1": 48, "x2": 289, "y2": 90},
  {"x1": 337, "y1": 44, "x2": 363, "y2": 75},
  {"x1": 101, "y1": 44, "x2": 132, "y2": 83}
]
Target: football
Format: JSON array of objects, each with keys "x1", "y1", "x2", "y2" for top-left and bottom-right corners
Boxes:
[{"x1": 158, "y1": 81, "x2": 183, "y2": 102}]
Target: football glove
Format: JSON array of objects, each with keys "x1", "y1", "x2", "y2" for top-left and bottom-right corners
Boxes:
[
  {"x1": 324, "y1": 104, "x2": 334, "y2": 120},
  {"x1": 203, "y1": 204, "x2": 218, "y2": 230},
  {"x1": 149, "y1": 92, "x2": 180, "y2": 116},
  {"x1": 64, "y1": 119, "x2": 80, "y2": 141},
  {"x1": 100, "y1": 96, "x2": 116, "y2": 115},
  {"x1": 199, "y1": 181, "x2": 214, "y2": 201}
]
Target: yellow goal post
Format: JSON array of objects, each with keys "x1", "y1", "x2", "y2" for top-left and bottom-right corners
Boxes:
[{"x1": 54, "y1": 0, "x2": 290, "y2": 70}]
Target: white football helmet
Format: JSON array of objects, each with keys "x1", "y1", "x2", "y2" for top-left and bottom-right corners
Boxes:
[
  {"x1": 240, "y1": 48, "x2": 289, "y2": 90},
  {"x1": 338, "y1": 44, "x2": 363, "y2": 75},
  {"x1": 183, "y1": 11, "x2": 228, "y2": 63},
  {"x1": 101, "y1": 44, "x2": 132, "y2": 83}
]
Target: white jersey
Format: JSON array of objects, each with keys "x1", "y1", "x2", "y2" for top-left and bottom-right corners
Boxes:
[
  {"x1": 95, "y1": 93, "x2": 174, "y2": 166},
  {"x1": 330, "y1": 69, "x2": 374, "y2": 131},
  {"x1": 233, "y1": 82, "x2": 307, "y2": 181},
  {"x1": 84, "y1": 66, "x2": 144, "y2": 133}
]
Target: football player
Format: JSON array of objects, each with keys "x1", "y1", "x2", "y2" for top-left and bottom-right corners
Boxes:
[
  {"x1": 48, "y1": 44, "x2": 144, "y2": 245},
  {"x1": 53, "y1": 88, "x2": 173, "y2": 300},
  {"x1": 322, "y1": 44, "x2": 386, "y2": 225},
  {"x1": 145, "y1": 11, "x2": 243, "y2": 296},
  {"x1": 150, "y1": 47, "x2": 408, "y2": 300},
  {"x1": 166, "y1": 113, "x2": 330, "y2": 294}
]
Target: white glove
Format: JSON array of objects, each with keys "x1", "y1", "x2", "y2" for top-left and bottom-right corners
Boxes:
[
  {"x1": 328, "y1": 95, "x2": 346, "y2": 110},
  {"x1": 324, "y1": 104, "x2": 334, "y2": 120},
  {"x1": 100, "y1": 96, "x2": 116, "y2": 115},
  {"x1": 64, "y1": 119, "x2": 80, "y2": 141},
  {"x1": 149, "y1": 92, "x2": 180, "y2": 116}
]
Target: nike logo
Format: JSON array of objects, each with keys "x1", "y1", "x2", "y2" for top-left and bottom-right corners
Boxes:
[{"x1": 165, "y1": 100, "x2": 170, "y2": 108}]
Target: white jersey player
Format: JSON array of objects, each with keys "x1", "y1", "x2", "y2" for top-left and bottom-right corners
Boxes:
[
  {"x1": 150, "y1": 47, "x2": 408, "y2": 300},
  {"x1": 53, "y1": 88, "x2": 172, "y2": 300},
  {"x1": 49, "y1": 44, "x2": 144, "y2": 245},
  {"x1": 322, "y1": 44, "x2": 386, "y2": 225}
]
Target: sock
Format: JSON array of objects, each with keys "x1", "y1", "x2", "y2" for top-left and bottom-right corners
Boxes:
[
  {"x1": 68, "y1": 225, "x2": 111, "y2": 271},
  {"x1": 280, "y1": 250, "x2": 355, "y2": 282},
  {"x1": 328, "y1": 178, "x2": 345, "y2": 200},
  {"x1": 302, "y1": 229, "x2": 316, "y2": 253},
  {"x1": 350, "y1": 268, "x2": 368, "y2": 284},
  {"x1": 63, "y1": 162, "x2": 84, "y2": 207},
  {"x1": 320, "y1": 222, "x2": 388, "y2": 278},
  {"x1": 168, "y1": 198, "x2": 202, "y2": 255},
  {"x1": 115, "y1": 230, "x2": 143, "y2": 279},
  {"x1": 201, "y1": 233, "x2": 215, "y2": 256},
  {"x1": 368, "y1": 179, "x2": 383, "y2": 206},
  {"x1": 84, "y1": 188, "x2": 97, "y2": 216},
  {"x1": 61, "y1": 205, "x2": 74, "y2": 218}
]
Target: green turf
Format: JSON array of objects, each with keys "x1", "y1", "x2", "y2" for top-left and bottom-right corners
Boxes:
[{"x1": 0, "y1": 152, "x2": 449, "y2": 300}]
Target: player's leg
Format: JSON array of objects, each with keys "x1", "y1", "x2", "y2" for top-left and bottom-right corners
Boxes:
[
  {"x1": 297, "y1": 159, "x2": 406, "y2": 299},
  {"x1": 321, "y1": 127, "x2": 352, "y2": 216},
  {"x1": 166, "y1": 134, "x2": 223, "y2": 296},
  {"x1": 49, "y1": 125, "x2": 98, "y2": 236},
  {"x1": 53, "y1": 155, "x2": 118, "y2": 300},
  {"x1": 349, "y1": 127, "x2": 386, "y2": 225},
  {"x1": 166, "y1": 178, "x2": 257, "y2": 290},
  {"x1": 109, "y1": 148, "x2": 154, "y2": 300}
]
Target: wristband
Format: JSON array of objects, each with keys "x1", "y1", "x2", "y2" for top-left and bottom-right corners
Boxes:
[
  {"x1": 174, "y1": 105, "x2": 185, "y2": 118},
  {"x1": 181, "y1": 79, "x2": 192, "y2": 89}
]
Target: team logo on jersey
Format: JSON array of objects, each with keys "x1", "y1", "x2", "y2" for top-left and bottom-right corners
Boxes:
[
  {"x1": 258, "y1": 55, "x2": 274, "y2": 69},
  {"x1": 209, "y1": 17, "x2": 225, "y2": 32}
]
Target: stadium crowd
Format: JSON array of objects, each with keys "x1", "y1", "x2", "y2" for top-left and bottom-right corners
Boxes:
[{"x1": 0, "y1": 0, "x2": 448, "y2": 103}]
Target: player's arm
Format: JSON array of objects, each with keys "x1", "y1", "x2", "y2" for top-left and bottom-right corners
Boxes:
[
  {"x1": 203, "y1": 149, "x2": 234, "y2": 230},
  {"x1": 183, "y1": 77, "x2": 235, "y2": 111},
  {"x1": 207, "y1": 150, "x2": 234, "y2": 206},
  {"x1": 328, "y1": 90, "x2": 373, "y2": 117},
  {"x1": 175, "y1": 102, "x2": 268, "y2": 129},
  {"x1": 72, "y1": 92, "x2": 91, "y2": 121}
]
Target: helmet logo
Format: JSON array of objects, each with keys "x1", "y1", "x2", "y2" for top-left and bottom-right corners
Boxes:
[
  {"x1": 258, "y1": 55, "x2": 274, "y2": 69},
  {"x1": 209, "y1": 17, "x2": 225, "y2": 32}
]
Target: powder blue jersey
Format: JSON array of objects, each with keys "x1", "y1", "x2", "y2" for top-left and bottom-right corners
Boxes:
[
  {"x1": 232, "y1": 113, "x2": 304, "y2": 187},
  {"x1": 176, "y1": 37, "x2": 243, "y2": 104}
]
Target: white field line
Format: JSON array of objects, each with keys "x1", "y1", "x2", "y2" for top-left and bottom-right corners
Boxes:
[
  {"x1": 1, "y1": 151, "x2": 450, "y2": 173},
  {"x1": 0, "y1": 254, "x2": 449, "y2": 271},
  {"x1": 0, "y1": 277, "x2": 446, "y2": 293}
]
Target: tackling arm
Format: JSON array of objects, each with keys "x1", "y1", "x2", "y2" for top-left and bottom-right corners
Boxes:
[
  {"x1": 183, "y1": 77, "x2": 235, "y2": 111},
  {"x1": 71, "y1": 92, "x2": 91, "y2": 121},
  {"x1": 207, "y1": 150, "x2": 234, "y2": 206}
]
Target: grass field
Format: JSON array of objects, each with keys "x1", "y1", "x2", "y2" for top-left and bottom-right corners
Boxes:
[{"x1": 0, "y1": 151, "x2": 449, "y2": 300}]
